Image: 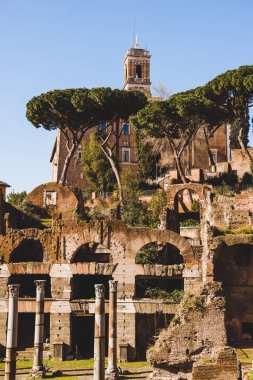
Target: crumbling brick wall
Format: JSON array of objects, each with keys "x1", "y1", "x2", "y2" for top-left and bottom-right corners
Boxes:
[
  {"x1": 192, "y1": 347, "x2": 238, "y2": 380},
  {"x1": 148, "y1": 283, "x2": 229, "y2": 380}
]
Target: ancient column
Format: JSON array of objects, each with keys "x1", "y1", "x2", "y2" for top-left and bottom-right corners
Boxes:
[
  {"x1": 106, "y1": 281, "x2": 118, "y2": 379},
  {"x1": 5, "y1": 284, "x2": 20, "y2": 380},
  {"x1": 94, "y1": 284, "x2": 105, "y2": 380},
  {"x1": 30, "y1": 280, "x2": 46, "y2": 378}
]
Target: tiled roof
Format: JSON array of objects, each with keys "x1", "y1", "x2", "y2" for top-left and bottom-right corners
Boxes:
[{"x1": 0, "y1": 180, "x2": 10, "y2": 187}]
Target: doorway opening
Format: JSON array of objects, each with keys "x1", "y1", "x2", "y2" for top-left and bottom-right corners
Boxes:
[{"x1": 71, "y1": 315, "x2": 108, "y2": 358}]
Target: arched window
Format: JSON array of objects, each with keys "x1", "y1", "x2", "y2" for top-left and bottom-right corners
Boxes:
[
  {"x1": 71, "y1": 243, "x2": 110, "y2": 263},
  {"x1": 136, "y1": 242, "x2": 183, "y2": 265},
  {"x1": 135, "y1": 65, "x2": 142, "y2": 79}
]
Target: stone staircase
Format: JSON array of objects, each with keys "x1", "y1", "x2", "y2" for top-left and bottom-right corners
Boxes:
[{"x1": 17, "y1": 346, "x2": 51, "y2": 360}]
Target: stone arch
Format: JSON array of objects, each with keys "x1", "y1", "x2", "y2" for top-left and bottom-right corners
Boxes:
[
  {"x1": 10, "y1": 239, "x2": 44, "y2": 263},
  {"x1": 64, "y1": 228, "x2": 98, "y2": 263},
  {"x1": 64, "y1": 224, "x2": 124, "y2": 264},
  {"x1": 70, "y1": 243, "x2": 111, "y2": 263},
  {"x1": 0, "y1": 228, "x2": 49, "y2": 263},
  {"x1": 135, "y1": 242, "x2": 183, "y2": 265},
  {"x1": 125, "y1": 228, "x2": 195, "y2": 268},
  {"x1": 166, "y1": 183, "x2": 207, "y2": 208}
]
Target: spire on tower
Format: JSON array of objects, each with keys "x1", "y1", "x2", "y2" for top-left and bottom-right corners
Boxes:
[{"x1": 134, "y1": 34, "x2": 139, "y2": 48}]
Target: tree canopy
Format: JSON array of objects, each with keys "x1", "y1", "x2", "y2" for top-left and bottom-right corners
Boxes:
[
  {"x1": 132, "y1": 90, "x2": 227, "y2": 182},
  {"x1": 198, "y1": 65, "x2": 253, "y2": 148},
  {"x1": 26, "y1": 87, "x2": 147, "y2": 185}
]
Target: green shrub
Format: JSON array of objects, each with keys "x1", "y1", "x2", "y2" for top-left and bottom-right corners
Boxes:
[
  {"x1": 136, "y1": 242, "x2": 161, "y2": 264},
  {"x1": 182, "y1": 293, "x2": 205, "y2": 312},
  {"x1": 213, "y1": 181, "x2": 234, "y2": 196},
  {"x1": 191, "y1": 200, "x2": 200, "y2": 212},
  {"x1": 7, "y1": 191, "x2": 27, "y2": 207},
  {"x1": 144, "y1": 287, "x2": 184, "y2": 302},
  {"x1": 121, "y1": 171, "x2": 149, "y2": 227},
  {"x1": 148, "y1": 190, "x2": 167, "y2": 228},
  {"x1": 180, "y1": 219, "x2": 200, "y2": 227},
  {"x1": 207, "y1": 173, "x2": 238, "y2": 187}
]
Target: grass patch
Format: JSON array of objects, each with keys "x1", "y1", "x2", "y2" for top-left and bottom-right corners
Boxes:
[
  {"x1": 236, "y1": 348, "x2": 253, "y2": 364},
  {"x1": 213, "y1": 225, "x2": 253, "y2": 237},
  {"x1": 0, "y1": 358, "x2": 150, "y2": 373},
  {"x1": 40, "y1": 218, "x2": 52, "y2": 226}
]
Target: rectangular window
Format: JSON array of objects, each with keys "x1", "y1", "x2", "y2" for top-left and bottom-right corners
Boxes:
[
  {"x1": 122, "y1": 148, "x2": 130, "y2": 163},
  {"x1": 210, "y1": 149, "x2": 217, "y2": 165},
  {"x1": 98, "y1": 121, "x2": 106, "y2": 132},
  {"x1": 123, "y1": 123, "x2": 130, "y2": 135},
  {"x1": 44, "y1": 191, "x2": 57, "y2": 206}
]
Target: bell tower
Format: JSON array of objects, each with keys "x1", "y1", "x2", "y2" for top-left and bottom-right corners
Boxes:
[{"x1": 123, "y1": 36, "x2": 151, "y2": 96}]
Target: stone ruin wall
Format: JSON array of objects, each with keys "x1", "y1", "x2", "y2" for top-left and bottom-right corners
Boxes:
[
  {"x1": 0, "y1": 214, "x2": 201, "y2": 361},
  {"x1": 148, "y1": 283, "x2": 230, "y2": 380},
  {"x1": 1, "y1": 182, "x2": 252, "y2": 378},
  {"x1": 230, "y1": 148, "x2": 253, "y2": 178},
  {"x1": 207, "y1": 190, "x2": 253, "y2": 230}
]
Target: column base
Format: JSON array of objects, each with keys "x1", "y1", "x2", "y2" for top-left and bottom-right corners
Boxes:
[
  {"x1": 30, "y1": 367, "x2": 46, "y2": 379},
  {"x1": 105, "y1": 367, "x2": 119, "y2": 380}
]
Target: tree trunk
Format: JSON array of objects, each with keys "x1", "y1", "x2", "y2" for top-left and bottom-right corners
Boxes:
[
  {"x1": 203, "y1": 127, "x2": 215, "y2": 167},
  {"x1": 100, "y1": 145, "x2": 123, "y2": 204},
  {"x1": 238, "y1": 127, "x2": 253, "y2": 167},
  {"x1": 115, "y1": 120, "x2": 120, "y2": 162},
  {"x1": 59, "y1": 143, "x2": 78, "y2": 185},
  {"x1": 168, "y1": 138, "x2": 187, "y2": 183}
]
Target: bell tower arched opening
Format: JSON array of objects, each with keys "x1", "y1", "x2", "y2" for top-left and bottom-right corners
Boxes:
[{"x1": 135, "y1": 64, "x2": 142, "y2": 79}]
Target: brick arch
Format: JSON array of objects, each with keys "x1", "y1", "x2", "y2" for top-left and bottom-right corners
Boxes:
[
  {"x1": 65, "y1": 228, "x2": 99, "y2": 263},
  {"x1": 124, "y1": 228, "x2": 195, "y2": 268},
  {"x1": 166, "y1": 183, "x2": 208, "y2": 207},
  {"x1": 212, "y1": 237, "x2": 253, "y2": 264},
  {"x1": 1, "y1": 229, "x2": 49, "y2": 263},
  {"x1": 10, "y1": 239, "x2": 44, "y2": 263}
]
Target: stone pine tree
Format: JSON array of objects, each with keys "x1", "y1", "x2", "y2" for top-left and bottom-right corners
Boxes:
[
  {"x1": 132, "y1": 90, "x2": 227, "y2": 183},
  {"x1": 26, "y1": 88, "x2": 105, "y2": 185},
  {"x1": 199, "y1": 65, "x2": 253, "y2": 150},
  {"x1": 26, "y1": 87, "x2": 146, "y2": 188},
  {"x1": 74, "y1": 88, "x2": 147, "y2": 203}
]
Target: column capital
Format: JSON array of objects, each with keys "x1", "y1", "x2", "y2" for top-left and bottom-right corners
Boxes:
[
  {"x1": 95, "y1": 284, "x2": 105, "y2": 299},
  {"x1": 34, "y1": 280, "x2": 46, "y2": 292},
  {"x1": 8, "y1": 284, "x2": 20, "y2": 298},
  {"x1": 109, "y1": 280, "x2": 118, "y2": 292}
]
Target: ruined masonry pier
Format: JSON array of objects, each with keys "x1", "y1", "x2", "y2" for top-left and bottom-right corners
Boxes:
[
  {"x1": 94, "y1": 284, "x2": 106, "y2": 380},
  {"x1": 106, "y1": 280, "x2": 118, "y2": 379},
  {"x1": 5, "y1": 284, "x2": 20, "y2": 380},
  {"x1": 30, "y1": 280, "x2": 46, "y2": 378}
]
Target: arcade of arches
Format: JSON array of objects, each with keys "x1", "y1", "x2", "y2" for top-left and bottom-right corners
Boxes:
[
  {"x1": 1, "y1": 183, "x2": 253, "y2": 373},
  {"x1": 0, "y1": 221, "x2": 197, "y2": 360}
]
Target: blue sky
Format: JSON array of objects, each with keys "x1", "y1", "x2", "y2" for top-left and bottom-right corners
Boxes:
[{"x1": 0, "y1": 0, "x2": 253, "y2": 193}]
